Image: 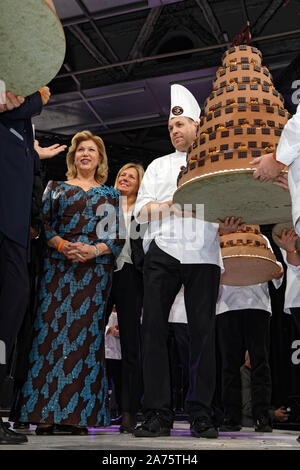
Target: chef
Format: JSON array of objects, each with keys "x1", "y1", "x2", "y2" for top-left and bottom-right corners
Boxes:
[
  {"x1": 275, "y1": 227, "x2": 300, "y2": 334},
  {"x1": 216, "y1": 234, "x2": 283, "y2": 433},
  {"x1": 133, "y1": 84, "x2": 237, "y2": 439}
]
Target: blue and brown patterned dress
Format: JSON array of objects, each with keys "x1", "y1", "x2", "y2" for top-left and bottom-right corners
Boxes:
[{"x1": 14, "y1": 181, "x2": 125, "y2": 427}]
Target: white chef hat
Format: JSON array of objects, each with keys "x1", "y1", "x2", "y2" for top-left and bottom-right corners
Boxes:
[{"x1": 169, "y1": 84, "x2": 200, "y2": 122}]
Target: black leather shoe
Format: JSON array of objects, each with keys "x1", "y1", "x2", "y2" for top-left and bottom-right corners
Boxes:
[
  {"x1": 254, "y1": 416, "x2": 272, "y2": 433},
  {"x1": 35, "y1": 425, "x2": 55, "y2": 435},
  {"x1": 219, "y1": 418, "x2": 242, "y2": 432},
  {"x1": 134, "y1": 412, "x2": 172, "y2": 437},
  {"x1": 13, "y1": 422, "x2": 30, "y2": 430},
  {"x1": 0, "y1": 419, "x2": 28, "y2": 444},
  {"x1": 71, "y1": 426, "x2": 88, "y2": 436},
  {"x1": 119, "y1": 424, "x2": 136, "y2": 434},
  {"x1": 190, "y1": 416, "x2": 218, "y2": 438}
]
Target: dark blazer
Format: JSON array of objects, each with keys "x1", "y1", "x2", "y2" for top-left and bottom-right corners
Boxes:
[
  {"x1": 0, "y1": 92, "x2": 42, "y2": 247},
  {"x1": 129, "y1": 216, "x2": 148, "y2": 274}
]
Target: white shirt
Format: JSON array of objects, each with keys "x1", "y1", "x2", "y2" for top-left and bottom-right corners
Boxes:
[
  {"x1": 115, "y1": 209, "x2": 133, "y2": 272},
  {"x1": 168, "y1": 286, "x2": 187, "y2": 323},
  {"x1": 280, "y1": 248, "x2": 300, "y2": 314},
  {"x1": 105, "y1": 311, "x2": 121, "y2": 360},
  {"x1": 134, "y1": 150, "x2": 223, "y2": 267},
  {"x1": 216, "y1": 237, "x2": 283, "y2": 315},
  {"x1": 276, "y1": 102, "x2": 300, "y2": 235}
]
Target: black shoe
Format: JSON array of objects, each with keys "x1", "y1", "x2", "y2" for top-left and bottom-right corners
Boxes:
[
  {"x1": 35, "y1": 425, "x2": 55, "y2": 435},
  {"x1": 71, "y1": 426, "x2": 88, "y2": 436},
  {"x1": 134, "y1": 412, "x2": 172, "y2": 437},
  {"x1": 119, "y1": 424, "x2": 136, "y2": 434},
  {"x1": 13, "y1": 422, "x2": 30, "y2": 430},
  {"x1": 219, "y1": 418, "x2": 242, "y2": 432},
  {"x1": 0, "y1": 419, "x2": 28, "y2": 444},
  {"x1": 254, "y1": 416, "x2": 272, "y2": 433},
  {"x1": 190, "y1": 416, "x2": 218, "y2": 439}
]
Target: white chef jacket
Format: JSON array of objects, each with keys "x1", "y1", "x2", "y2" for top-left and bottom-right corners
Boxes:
[
  {"x1": 280, "y1": 248, "x2": 300, "y2": 314},
  {"x1": 168, "y1": 286, "x2": 187, "y2": 323},
  {"x1": 276, "y1": 102, "x2": 300, "y2": 235},
  {"x1": 105, "y1": 311, "x2": 121, "y2": 360},
  {"x1": 216, "y1": 236, "x2": 283, "y2": 315},
  {"x1": 134, "y1": 150, "x2": 223, "y2": 267}
]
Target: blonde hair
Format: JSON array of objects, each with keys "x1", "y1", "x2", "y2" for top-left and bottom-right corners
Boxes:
[
  {"x1": 114, "y1": 162, "x2": 144, "y2": 197},
  {"x1": 66, "y1": 130, "x2": 108, "y2": 184}
]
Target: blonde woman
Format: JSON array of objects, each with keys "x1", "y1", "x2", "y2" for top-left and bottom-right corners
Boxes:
[
  {"x1": 14, "y1": 131, "x2": 125, "y2": 435},
  {"x1": 106, "y1": 162, "x2": 144, "y2": 433}
]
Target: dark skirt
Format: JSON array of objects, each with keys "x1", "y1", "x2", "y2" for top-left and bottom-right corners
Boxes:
[{"x1": 14, "y1": 256, "x2": 113, "y2": 427}]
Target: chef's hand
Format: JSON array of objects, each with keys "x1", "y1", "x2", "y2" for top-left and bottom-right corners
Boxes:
[
  {"x1": 273, "y1": 174, "x2": 289, "y2": 192},
  {"x1": 271, "y1": 265, "x2": 284, "y2": 279},
  {"x1": 250, "y1": 153, "x2": 282, "y2": 182},
  {"x1": 217, "y1": 216, "x2": 242, "y2": 234},
  {"x1": 274, "y1": 228, "x2": 299, "y2": 252}
]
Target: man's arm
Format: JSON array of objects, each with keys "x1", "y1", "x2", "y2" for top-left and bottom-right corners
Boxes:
[
  {"x1": 134, "y1": 160, "x2": 175, "y2": 223},
  {"x1": 137, "y1": 200, "x2": 175, "y2": 223},
  {"x1": 0, "y1": 87, "x2": 50, "y2": 121}
]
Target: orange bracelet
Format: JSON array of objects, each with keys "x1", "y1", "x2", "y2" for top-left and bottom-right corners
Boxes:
[
  {"x1": 38, "y1": 89, "x2": 44, "y2": 101},
  {"x1": 57, "y1": 240, "x2": 66, "y2": 252}
]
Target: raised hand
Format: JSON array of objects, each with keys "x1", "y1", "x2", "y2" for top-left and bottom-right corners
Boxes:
[
  {"x1": 34, "y1": 140, "x2": 67, "y2": 159},
  {"x1": 217, "y1": 216, "x2": 242, "y2": 235},
  {"x1": 274, "y1": 228, "x2": 299, "y2": 253}
]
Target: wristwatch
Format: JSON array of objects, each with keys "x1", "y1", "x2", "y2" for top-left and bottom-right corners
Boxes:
[{"x1": 94, "y1": 245, "x2": 100, "y2": 257}]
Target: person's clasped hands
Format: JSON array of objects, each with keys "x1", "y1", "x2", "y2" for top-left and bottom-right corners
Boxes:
[{"x1": 60, "y1": 241, "x2": 99, "y2": 263}]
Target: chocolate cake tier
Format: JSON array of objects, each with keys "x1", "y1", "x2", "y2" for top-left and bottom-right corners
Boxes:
[
  {"x1": 222, "y1": 45, "x2": 262, "y2": 67},
  {"x1": 213, "y1": 62, "x2": 273, "y2": 90},
  {"x1": 204, "y1": 83, "x2": 284, "y2": 114},
  {"x1": 199, "y1": 104, "x2": 289, "y2": 134},
  {"x1": 220, "y1": 226, "x2": 280, "y2": 286}
]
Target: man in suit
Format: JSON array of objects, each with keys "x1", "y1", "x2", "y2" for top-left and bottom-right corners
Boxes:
[{"x1": 0, "y1": 87, "x2": 49, "y2": 444}]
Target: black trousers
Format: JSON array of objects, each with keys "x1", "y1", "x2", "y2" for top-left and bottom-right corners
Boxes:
[
  {"x1": 290, "y1": 308, "x2": 300, "y2": 335},
  {"x1": 0, "y1": 234, "x2": 30, "y2": 386},
  {"x1": 106, "y1": 359, "x2": 122, "y2": 415},
  {"x1": 106, "y1": 262, "x2": 143, "y2": 414},
  {"x1": 168, "y1": 323, "x2": 190, "y2": 411},
  {"x1": 217, "y1": 309, "x2": 271, "y2": 423},
  {"x1": 142, "y1": 241, "x2": 220, "y2": 420}
]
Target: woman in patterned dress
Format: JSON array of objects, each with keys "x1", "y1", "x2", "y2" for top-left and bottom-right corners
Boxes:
[{"x1": 14, "y1": 130, "x2": 125, "y2": 435}]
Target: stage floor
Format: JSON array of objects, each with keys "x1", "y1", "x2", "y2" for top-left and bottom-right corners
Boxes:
[{"x1": 2, "y1": 419, "x2": 300, "y2": 451}]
